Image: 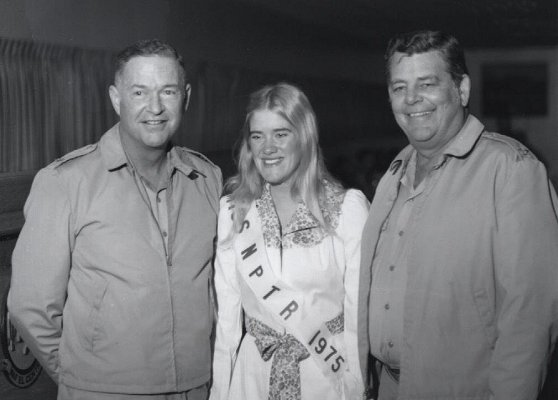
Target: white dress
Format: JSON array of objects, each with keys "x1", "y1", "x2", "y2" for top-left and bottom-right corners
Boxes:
[{"x1": 210, "y1": 183, "x2": 369, "y2": 400}]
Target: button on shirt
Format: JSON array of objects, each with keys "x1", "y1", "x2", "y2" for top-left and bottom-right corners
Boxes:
[
  {"x1": 143, "y1": 182, "x2": 169, "y2": 252},
  {"x1": 128, "y1": 154, "x2": 172, "y2": 254},
  {"x1": 368, "y1": 151, "x2": 430, "y2": 368}
]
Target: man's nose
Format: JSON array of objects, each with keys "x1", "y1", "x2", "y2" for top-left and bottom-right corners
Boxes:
[
  {"x1": 147, "y1": 93, "x2": 164, "y2": 114},
  {"x1": 405, "y1": 87, "x2": 422, "y2": 105}
]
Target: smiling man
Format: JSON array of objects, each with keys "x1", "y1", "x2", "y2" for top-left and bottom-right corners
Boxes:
[
  {"x1": 357, "y1": 30, "x2": 558, "y2": 400},
  {"x1": 8, "y1": 39, "x2": 222, "y2": 399}
]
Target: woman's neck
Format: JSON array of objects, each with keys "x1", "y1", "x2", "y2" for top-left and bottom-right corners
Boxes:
[{"x1": 269, "y1": 183, "x2": 298, "y2": 229}]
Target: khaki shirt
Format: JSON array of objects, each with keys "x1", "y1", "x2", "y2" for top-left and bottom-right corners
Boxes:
[{"x1": 368, "y1": 151, "x2": 429, "y2": 368}]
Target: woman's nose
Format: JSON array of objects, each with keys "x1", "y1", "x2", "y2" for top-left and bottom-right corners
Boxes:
[{"x1": 262, "y1": 137, "x2": 277, "y2": 154}]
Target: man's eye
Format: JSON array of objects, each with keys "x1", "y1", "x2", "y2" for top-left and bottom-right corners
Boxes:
[
  {"x1": 133, "y1": 90, "x2": 143, "y2": 96},
  {"x1": 392, "y1": 86, "x2": 404, "y2": 93},
  {"x1": 164, "y1": 89, "x2": 177, "y2": 95},
  {"x1": 249, "y1": 134, "x2": 261, "y2": 140}
]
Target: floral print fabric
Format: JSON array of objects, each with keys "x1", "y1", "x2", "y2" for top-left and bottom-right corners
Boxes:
[
  {"x1": 255, "y1": 181, "x2": 344, "y2": 249},
  {"x1": 246, "y1": 314, "x2": 344, "y2": 400}
]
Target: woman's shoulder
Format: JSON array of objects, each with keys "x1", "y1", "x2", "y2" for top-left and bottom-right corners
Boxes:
[
  {"x1": 342, "y1": 188, "x2": 369, "y2": 209},
  {"x1": 321, "y1": 181, "x2": 368, "y2": 211},
  {"x1": 327, "y1": 184, "x2": 369, "y2": 223},
  {"x1": 321, "y1": 181, "x2": 352, "y2": 229}
]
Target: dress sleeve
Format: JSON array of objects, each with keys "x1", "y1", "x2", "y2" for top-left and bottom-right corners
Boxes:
[
  {"x1": 8, "y1": 168, "x2": 73, "y2": 382},
  {"x1": 209, "y1": 197, "x2": 244, "y2": 400},
  {"x1": 490, "y1": 157, "x2": 558, "y2": 400},
  {"x1": 337, "y1": 189, "x2": 370, "y2": 399}
]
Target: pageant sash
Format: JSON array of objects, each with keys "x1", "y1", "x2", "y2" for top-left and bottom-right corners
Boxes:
[{"x1": 232, "y1": 199, "x2": 346, "y2": 394}]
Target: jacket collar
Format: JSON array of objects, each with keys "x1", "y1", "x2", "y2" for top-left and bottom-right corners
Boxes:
[
  {"x1": 99, "y1": 123, "x2": 201, "y2": 177},
  {"x1": 441, "y1": 114, "x2": 485, "y2": 159},
  {"x1": 388, "y1": 114, "x2": 485, "y2": 179}
]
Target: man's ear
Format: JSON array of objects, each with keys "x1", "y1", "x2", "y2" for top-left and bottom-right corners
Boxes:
[
  {"x1": 184, "y1": 83, "x2": 192, "y2": 112},
  {"x1": 109, "y1": 85, "x2": 121, "y2": 116},
  {"x1": 458, "y1": 74, "x2": 471, "y2": 107}
]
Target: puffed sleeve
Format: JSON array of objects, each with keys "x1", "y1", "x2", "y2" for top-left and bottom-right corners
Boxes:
[
  {"x1": 209, "y1": 197, "x2": 244, "y2": 400},
  {"x1": 8, "y1": 167, "x2": 74, "y2": 382},
  {"x1": 337, "y1": 189, "x2": 370, "y2": 399},
  {"x1": 491, "y1": 156, "x2": 558, "y2": 400}
]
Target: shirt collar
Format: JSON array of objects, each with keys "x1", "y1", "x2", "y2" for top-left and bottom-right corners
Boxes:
[
  {"x1": 400, "y1": 150, "x2": 417, "y2": 188},
  {"x1": 99, "y1": 124, "x2": 128, "y2": 171},
  {"x1": 99, "y1": 123, "x2": 202, "y2": 177},
  {"x1": 258, "y1": 183, "x2": 320, "y2": 235}
]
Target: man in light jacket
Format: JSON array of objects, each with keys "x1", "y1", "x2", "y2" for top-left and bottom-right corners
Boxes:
[
  {"x1": 8, "y1": 39, "x2": 222, "y2": 399},
  {"x1": 357, "y1": 30, "x2": 558, "y2": 400}
]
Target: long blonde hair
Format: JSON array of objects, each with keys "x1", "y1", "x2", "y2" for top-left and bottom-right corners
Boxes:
[{"x1": 225, "y1": 82, "x2": 342, "y2": 233}]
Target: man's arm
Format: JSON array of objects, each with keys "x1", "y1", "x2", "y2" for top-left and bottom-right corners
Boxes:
[
  {"x1": 491, "y1": 157, "x2": 558, "y2": 399},
  {"x1": 8, "y1": 167, "x2": 73, "y2": 382}
]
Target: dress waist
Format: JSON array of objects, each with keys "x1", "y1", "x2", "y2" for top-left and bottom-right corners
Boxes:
[{"x1": 245, "y1": 313, "x2": 344, "y2": 400}]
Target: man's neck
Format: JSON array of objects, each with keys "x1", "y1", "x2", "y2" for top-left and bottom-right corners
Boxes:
[
  {"x1": 120, "y1": 133, "x2": 170, "y2": 190},
  {"x1": 133, "y1": 152, "x2": 169, "y2": 190},
  {"x1": 414, "y1": 142, "x2": 450, "y2": 188}
]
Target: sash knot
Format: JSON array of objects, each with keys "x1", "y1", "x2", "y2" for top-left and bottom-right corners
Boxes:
[{"x1": 246, "y1": 316, "x2": 309, "y2": 400}]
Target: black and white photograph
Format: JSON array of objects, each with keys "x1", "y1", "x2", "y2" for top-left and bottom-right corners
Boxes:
[{"x1": 1, "y1": 1, "x2": 557, "y2": 399}]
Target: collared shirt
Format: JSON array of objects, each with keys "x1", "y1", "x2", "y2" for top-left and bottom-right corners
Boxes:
[
  {"x1": 368, "y1": 151, "x2": 428, "y2": 368},
  {"x1": 9, "y1": 124, "x2": 222, "y2": 394},
  {"x1": 143, "y1": 184, "x2": 169, "y2": 251},
  {"x1": 124, "y1": 151, "x2": 172, "y2": 253}
]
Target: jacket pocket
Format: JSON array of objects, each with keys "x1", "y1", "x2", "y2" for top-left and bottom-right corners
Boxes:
[
  {"x1": 87, "y1": 278, "x2": 109, "y2": 351},
  {"x1": 472, "y1": 288, "x2": 497, "y2": 349}
]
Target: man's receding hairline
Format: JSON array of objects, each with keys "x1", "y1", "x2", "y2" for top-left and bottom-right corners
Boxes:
[{"x1": 114, "y1": 54, "x2": 187, "y2": 86}]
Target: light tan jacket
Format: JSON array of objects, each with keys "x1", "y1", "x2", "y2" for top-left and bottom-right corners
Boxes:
[
  {"x1": 9, "y1": 124, "x2": 222, "y2": 394},
  {"x1": 357, "y1": 115, "x2": 558, "y2": 399}
]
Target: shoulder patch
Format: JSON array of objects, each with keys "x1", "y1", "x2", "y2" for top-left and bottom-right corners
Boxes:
[
  {"x1": 389, "y1": 160, "x2": 403, "y2": 175},
  {"x1": 50, "y1": 143, "x2": 98, "y2": 168},
  {"x1": 482, "y1": 132, "x2": 537, "y2": 162},
  {"x1": 177, "y1": 147, "x2": 217, "y2": 168}
]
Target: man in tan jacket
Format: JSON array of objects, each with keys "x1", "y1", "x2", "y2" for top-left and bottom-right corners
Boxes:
[
  {"x1": 357, "y1": 30, "x2": 558, "y2": 400},
  {"x1": 9, "y1": 39, "x2": 222, "y2": 399}
]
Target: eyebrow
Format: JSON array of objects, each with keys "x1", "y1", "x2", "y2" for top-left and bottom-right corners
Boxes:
[
  {"x1": 390, "y1": 75, "x2": 439, "y2": 85},
  {"x1": 129, "y1": 84, "x2": 181, "y2": 89},
  {"x1": 417, "y1": 75, "x2": 439, "y2": 82},
  {"x1": 249, "y1": 127, "x2": 292, "y2": 134}
]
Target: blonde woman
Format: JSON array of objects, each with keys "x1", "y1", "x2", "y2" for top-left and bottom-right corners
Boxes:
[{"x1": 210, "y1": 83, "x2": 368, "y2": 400}]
